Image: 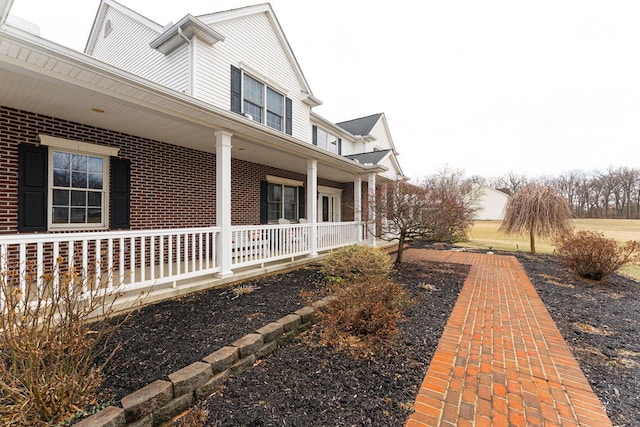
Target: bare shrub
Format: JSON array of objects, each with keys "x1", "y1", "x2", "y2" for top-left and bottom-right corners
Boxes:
[
  {"x1": 319, "y1": 280, "x2": 412, "y2": 350},
  {"x1": 556, "y1": 231, "x2": 640, "y2": 280},
  {"x1": 371, "y1": 168, "x2": 480, "y2": 263},
  {"x1": 0, "y1": 260, "x2": 125, "y2": 426},
  {"x1": 321, "y1": 245, "x2": 393, "y2": 284}
]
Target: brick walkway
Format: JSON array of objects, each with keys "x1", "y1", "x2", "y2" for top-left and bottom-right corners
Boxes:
[{"x1": 404, "y1": 249, "x2": 612, "y2": 427}]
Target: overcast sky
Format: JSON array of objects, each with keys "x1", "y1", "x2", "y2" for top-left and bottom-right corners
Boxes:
[{"x1": 7, "y1": 0, "x2": 640, "y2": 180}]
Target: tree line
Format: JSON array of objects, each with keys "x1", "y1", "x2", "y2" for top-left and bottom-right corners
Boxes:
[{"x1": 480, "y1": 167, "x2": 640, "y2": 219}]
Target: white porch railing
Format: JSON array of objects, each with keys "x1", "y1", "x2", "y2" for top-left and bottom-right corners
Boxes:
[
  {"x1": 317, "y1": 221, "x2": 364, "y2": 251},
  {"x1": 0, "y1": 227, "x2": 221, "y2": 305},
  {"x1": 231, "y1": 223, "x2": 311, "y2": 268},
  {"x1": 0, "y1": 221, "x2": 365, "y2": 307}
]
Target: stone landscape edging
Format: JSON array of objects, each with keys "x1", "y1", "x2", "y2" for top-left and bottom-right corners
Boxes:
[{"x1": 75, "y1": 295, "x2": 337, "y2": 427}]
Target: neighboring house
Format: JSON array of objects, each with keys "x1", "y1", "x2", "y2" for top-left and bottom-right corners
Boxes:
[
  {"x1": 0, "y1": 1, "x2": 406, "y2": 308},
  {"x1": 475, "y1": 186, "x2": 510, "y2": 220}
]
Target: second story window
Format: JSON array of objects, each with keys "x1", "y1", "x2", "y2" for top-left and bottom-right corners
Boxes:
[
  {"x1": 266, "y1": 87, "x2": 284, "y2": 130},
  {"x1": 231, "y1": 65, "x2": 293, "y2": 135},
  {"x1": 312, "y1": 125, "x2": 342, "y2": 155},
  {"x1": 242, "y1": 74, "x2": 284, "y2": 131},
  {"x1": 243, "y1": 74, "x2": 264, "y2": 123}
]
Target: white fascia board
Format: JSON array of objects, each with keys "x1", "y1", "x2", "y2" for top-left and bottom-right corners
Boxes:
[
  {"x1": 0, "y1": 0, "x2": 14, "y2": 26},
  {"x1": 1, "y1": 26, "x2": 379, "y2": 177},
  {"x1": 85, "y1": 0, "x2": 164, "y2": 55},
  {"x1": 198, "y1": 3, "x2": 317, "y2": 101},
  {"x1": 310, "y1": 112, "x2": 356, "y2": 141},
  {"x1": 150, "y1": 14, "x2": 225, "y2": 55}
]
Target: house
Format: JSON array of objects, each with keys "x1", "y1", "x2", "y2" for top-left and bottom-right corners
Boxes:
[
  {"x1": 0, "y1": 0, "x2": 406, "y2": 308},
  {"x1": 475, "y1": 186, "x2": 510, "y2": 220}
]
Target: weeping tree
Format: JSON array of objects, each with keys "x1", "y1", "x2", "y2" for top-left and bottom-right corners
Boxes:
[{"x1": 499, "y1": 185, "x2": 573, "y2": 254}]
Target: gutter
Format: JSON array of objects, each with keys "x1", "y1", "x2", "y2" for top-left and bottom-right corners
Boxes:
[{"x1": 0, "y1": 24, "x2": 384, "y2": 176}]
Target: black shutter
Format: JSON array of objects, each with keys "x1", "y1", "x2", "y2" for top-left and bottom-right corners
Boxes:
[
  {"x1": 110, "y1": 157, "x2": 131, "y2": 229},
  {"x1": 18, "y1": 144, "x2": 48, "y2": 232},
  {"x1": 338, "y1": 138, "x2": 342, "y2": 155},
  {"x1": 260, "y1": 180, "x2": 269, "y2": 224},
  {"x1": 230, "y1": 65, "x2": 242, "y2": 114},
  {"x1": 312, "y1": 125, "x2": 318, "y2": 145},
  {"x1": 285, "y1": 97, "x2": 293, "y2": 135},
  {"x1": 298, "y1": 186, "x2": 305, "y2": 220}
]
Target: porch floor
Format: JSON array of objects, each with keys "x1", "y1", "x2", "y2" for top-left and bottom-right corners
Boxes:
[{"x1": 403, "y1": 249, "x2": 612, "y2": 427}]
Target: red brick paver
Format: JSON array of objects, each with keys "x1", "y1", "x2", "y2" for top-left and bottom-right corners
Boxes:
[{"x1": 404, "y1": 249, "x2": 611, "y2": 427}]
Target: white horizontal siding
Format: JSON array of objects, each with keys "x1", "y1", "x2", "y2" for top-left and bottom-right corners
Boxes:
[
  {"x1": 91, "y1": 6, "x2": 189, "y2": 94},
  {"x1": 198, "y1": 12, "x2": 311, "y2": 142},
  {"x1": 378, "y1": 156, "x2": 399, "y2": 181}
]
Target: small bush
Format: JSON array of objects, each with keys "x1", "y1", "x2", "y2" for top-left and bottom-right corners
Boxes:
[
  {"x1": 319, "y1": 280, "x2": 412, "y2": 350},
  {"x1": 321, "y1": 245, "x2": 393, "y2": 284},
  {"x1": 556, "y1": 231, "x2": 640, "y2": 280},
  {"x1": 0, "y1": 261, "x2": 125, "y2": 426}
]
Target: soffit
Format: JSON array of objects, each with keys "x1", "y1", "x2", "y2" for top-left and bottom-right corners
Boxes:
[{"x1": 0, "y1": 30, "x2": 375, "y2": 183}]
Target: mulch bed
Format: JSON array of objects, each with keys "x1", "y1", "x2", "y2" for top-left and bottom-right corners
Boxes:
[
  {"x1": 197, "y1": 260, "x2": 467, "y2": 426},
  {"x1": 95, "y1": 246, "x2": 640, "y2": 427},
  {"x1": 97, "y1": 266, "x2": 330, "y2": 404},
  {"x1": 517, "y1": 253, "x2": 640, "y2": 427}
]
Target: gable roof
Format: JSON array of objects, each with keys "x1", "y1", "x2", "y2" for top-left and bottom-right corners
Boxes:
[
  {"x1": 197, "y1": 3, "x2": 320, "y2": 106},
  {"x1": 336, "y1": 113, "x2": 383, "y2": 136},
  {"x1": 345, "y1": 149, "x2": 391, "y2": 165},
  {"x1": 85, "y1": 0, "x2": 164, "y2": 54}
]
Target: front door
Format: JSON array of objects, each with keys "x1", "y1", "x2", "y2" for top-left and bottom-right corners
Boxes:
[{"x1": 319, "y1": 194, "x2": 332, "y2": 222}]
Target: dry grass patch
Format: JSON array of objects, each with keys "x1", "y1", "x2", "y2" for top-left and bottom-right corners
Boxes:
[
  {"x1": 540, "y1": 274, "x2": 574, "y2": 288},
  {"x1": 573, "y1": 322, "x2": 615, "y2": 336}
]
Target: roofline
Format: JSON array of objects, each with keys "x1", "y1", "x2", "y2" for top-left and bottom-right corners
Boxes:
[
  {"x1": 0, "y1": 0, "x2": 14, "y2": 26},
  {"x1": 149, "y1": 14, "x2": 225, "y2": 54},
  {"x1": 1, "y1": 22, "x2": 378, "y2": 177},
  {"x1": 85, "y1": 0, "x2": 164, "y2": 54},
  {"x1": 310, "y1": 111, "x2": 358, "y2": 141},
  {"x1": 197, "y1": 3, "x2": 320, "y2": 105}
]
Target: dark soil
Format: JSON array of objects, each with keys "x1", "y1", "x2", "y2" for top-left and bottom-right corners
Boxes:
[
  {"x1": 97, "y1": 267, "x2": 330, "y2": 404},
  {"x1": 197, "y1": 261, "x2": 467, "y2": 426},
  {"x1": 518, "y1": 253, "x2": 640, "y2": 427},
  {"x1": 95, "y1": 246, "x2": 640, "y2": 427}
]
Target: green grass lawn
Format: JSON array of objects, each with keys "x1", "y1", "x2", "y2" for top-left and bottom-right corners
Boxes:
[{"x1": 460, "y1": 219, "x2": 640, "y2": 281}]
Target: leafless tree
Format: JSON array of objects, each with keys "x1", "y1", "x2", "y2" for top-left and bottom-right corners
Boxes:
[
  {"x1": 498, "y1": 184, "x2": 573, "y2": 254},
  {"x1": 372, "y1": 168, "x2": 480, "y2": 263}
]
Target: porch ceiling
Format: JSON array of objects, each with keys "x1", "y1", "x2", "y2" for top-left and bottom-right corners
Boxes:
[{"x1": 0, "y1": 31, "x2": 379, "y2": 183}]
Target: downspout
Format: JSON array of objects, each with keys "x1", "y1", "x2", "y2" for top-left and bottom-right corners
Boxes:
[{"x1": 177, "y1": 27, "x2": 195, "y2": 96}]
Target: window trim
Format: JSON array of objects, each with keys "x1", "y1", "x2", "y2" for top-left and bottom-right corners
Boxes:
[
  {"x1": 266, "y1": 176, "x2": 303, "y2": 223},
  {"x1": 39, "y1": 136, "x2": 117, "y2": 231},
  {"x1": 240, "y1": 69, "x2": 286, "y2": 132}
]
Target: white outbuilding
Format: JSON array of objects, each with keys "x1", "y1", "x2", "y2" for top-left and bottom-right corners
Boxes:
[{"x1": 475, "y1": 186, "x2": 510, "y2": 220}]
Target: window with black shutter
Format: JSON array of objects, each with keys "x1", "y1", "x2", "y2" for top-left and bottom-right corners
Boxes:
[
  {"x1": 110, "y1": 158, "x2": 131, "y2": 229},
  {"x1": 18, "y1": 144, "x2": 48, "y2": 231}
]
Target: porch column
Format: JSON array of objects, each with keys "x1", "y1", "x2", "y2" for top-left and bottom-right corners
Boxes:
[
  {"x1": 368, "y1": 172, "x2": 377, "y2": 246},
  {"x1": 381, "y1": 182, "x2": 388, "y2": 239},
  {"x1": 215, "y1": 130, "x2": 233, "y2": 278},
  {"x1": 307, "y1": 159, "x2": 318, "y2": 257},
  {"x1": 354, "y1": 174, "x2": 362, "y2": 242}
]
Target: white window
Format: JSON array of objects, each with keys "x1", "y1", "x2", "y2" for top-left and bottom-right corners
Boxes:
[
  {"x1": 316, "y1": 128, "x2": 339, "y2": 154},
  {"x1": 268, "y1": 183, "x2": 298, "y2": 222},
  {"x1": 243, "y1": 73, "x2": 285, "y2": 132},
  {"x1": 40, "y1": 135, "x2": 117, "y2": 230}
]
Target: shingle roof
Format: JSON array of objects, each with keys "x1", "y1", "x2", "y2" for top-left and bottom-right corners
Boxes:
[
  {"x1": 345, "y1": 149, "x2": 391, "y2": 165},
  {"x1": 336, "y1": 113, "x2": 382, "y2": 136}
]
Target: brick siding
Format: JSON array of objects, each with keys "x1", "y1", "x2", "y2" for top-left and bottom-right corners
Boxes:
[{"x1": 0, "y1": 106, "x2": 348, "y2": 233}]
